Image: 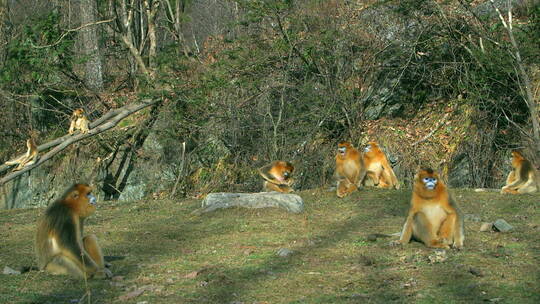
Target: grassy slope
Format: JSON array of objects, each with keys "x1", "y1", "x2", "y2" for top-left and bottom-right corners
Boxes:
[{"x1": 0, "y1": 188, "x2": 539, "y2": 304}]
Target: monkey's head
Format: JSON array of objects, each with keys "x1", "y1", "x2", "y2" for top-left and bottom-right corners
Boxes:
[
  {"x1": 275, "y1": 161, "x2": 294, "y2": 181},
  {"x1": 511, "y1": 150, "x2": 524, "y2": 167},
  {"x1": 62, "y1": 184, "x2": 97, "y2": 218},
  {"x1": 72, "y1": 108, "x2": 84, "y2": 117},
  {"x1": 337, "y1": 141, "x2": 353, "y2": 158},
  {"x1": 363, "y1": 142, "x2": 379, "y2": 156},
  {"x1": 415, "y1": 167, "x2": 442, "y2": 192}
]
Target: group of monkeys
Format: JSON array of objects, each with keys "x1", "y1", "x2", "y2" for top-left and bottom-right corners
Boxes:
[
  {"x1": 4, "y1": 108, "x2": 540, "y2": 280},
  {"x1": 258, "y1": 141, "x2": 539, "y2": 251}
]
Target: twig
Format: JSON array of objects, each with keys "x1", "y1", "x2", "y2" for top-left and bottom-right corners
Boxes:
[
  {"x1": 32, "y1": 19, "x2": 114, "y2": 49},
  {"x1": 171, "y1": 142, "x2": 186, "y2": 197}
]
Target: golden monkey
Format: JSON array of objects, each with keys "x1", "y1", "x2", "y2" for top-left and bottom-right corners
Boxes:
[
  {"x1": 362, "y1": 141, "x2": 400, "y2": 189},
  {"x1": 36, "y1": 184, "x2": 112, "y2": 279},
  {"x1": 68, "y1": 108, "x2": 90, "y2": 135},
  {"x1": 394, "y1": 168, "x2": 464, "y2": 249},
  {"x1": 5, "y1": 138, "x2": 39, "y2": 170},
  {"x1": 258, "y1": 161, "x2": 295, "y2": 193},
  {"x1": 334, "y1": 141, "x2": 366, "y2": 198},
  {"x1": 501, "y1": 150, "x2": 539, "y2": 194}
]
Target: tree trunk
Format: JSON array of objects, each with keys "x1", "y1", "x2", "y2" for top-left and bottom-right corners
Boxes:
[
  {"x1": 0, "y1": 0, "x2": 9, "y2": 69},
  {"x1": 79, "y1": 0, "x2": 104, "y2": 91}
]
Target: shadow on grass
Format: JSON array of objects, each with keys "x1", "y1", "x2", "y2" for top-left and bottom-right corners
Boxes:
[{"x1": 5, "y1": 190, "x2": 539, "y2": 303}]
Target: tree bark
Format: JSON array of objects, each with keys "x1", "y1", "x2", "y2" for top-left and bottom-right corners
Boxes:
[
  {"x1": 0, "y1": 0, "x2": 9, "y2": 69},
  {"x1": 79, "y1": 0, "x2": 104, "y2": 91}
]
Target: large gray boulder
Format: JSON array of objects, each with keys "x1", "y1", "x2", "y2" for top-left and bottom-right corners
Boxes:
[{"x1": 196, "y1": 192, "x2": 304, "y2": 214}]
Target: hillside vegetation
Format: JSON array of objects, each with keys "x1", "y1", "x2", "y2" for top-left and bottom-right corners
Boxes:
[
  {"x1": 1, "y1": 189, "x2": 538, "y2": 303},
  {"x1": 1, "y1": 1, "x2": 540, "y2": 209}
]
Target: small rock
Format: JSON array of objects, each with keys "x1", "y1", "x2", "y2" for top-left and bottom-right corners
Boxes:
[
  {"x1": 137, "y1": 301, "x2": 149, "y2": 304},
  {"x1": 488, "y1": 298, "x2": 503, "y2": 303},
  {"x1": 110, "y1": 281, "x2": 125, "y2": 288},
  {"x1": 366, "y1": 234, "x2": 378, "y2": 242},
  {"x1": 493, "y1": 219, "x2": 513, "y2": 232},
  {"x1": 277, "y1": 248, "x2": 294, "y2": 257},
  {"x1": 468, "y1": 267, "x2": 483, "y2": 277},
  {"x1": 3, "y1": 266, "x2": 21, "y2": 275},
  {"x1": 198, "y1": 280, "x2": 209, "y2": 287},
  {"x1": 479, "y1": 222, "x2": 493, "y2": 232}
]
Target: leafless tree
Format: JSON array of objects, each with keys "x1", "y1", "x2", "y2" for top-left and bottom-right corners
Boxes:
[
  {"x1": 108, "y1": 0, "x2": 161, "y2": 78},
  {"x1": 489, "y1": 0, "x2": 540, "y2": 153}
]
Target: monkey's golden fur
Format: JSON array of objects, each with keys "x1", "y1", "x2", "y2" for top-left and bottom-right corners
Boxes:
[
  {"x1": 334, "y1": 141, "x2": 366, "y2": 198},
  {"x1": 35, "y1": 184, "x2": 112, "y2": 279},
  {"x1": 396, "y1": 168, "x2": 464, "y2": 249},
  {"x1": 501, "y1": 151, "x2": 539, "y2": 194},
  {"x1": 362, "y1": 141, "x2": 400, "y2": 189},
  {"x1": 68, "y1": 108, "x2": 90, "y2": 135},
  {"x1": 258, "y1": 161, "x2": 295, "y2": 193},
  {"x1": 5, "y1": 138, "x2": 39, "y2": 170}
]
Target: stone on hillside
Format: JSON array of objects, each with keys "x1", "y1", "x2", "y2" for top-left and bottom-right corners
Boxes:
[
  {"x1": 3, "y1": 266, "x2": 21, "y2": 275},
  {"x1": 277, "y1": 248, "x2": 294, "y2": 257},
  {"x1": 493, "y1": 219, "x2": 513, "y2": 232},
  {"x1": 479, "y1": 222, "x2": 493, "y2": 232},
  {"x1": 196, "y1": 192, "x2": 304, "y2": 214}
]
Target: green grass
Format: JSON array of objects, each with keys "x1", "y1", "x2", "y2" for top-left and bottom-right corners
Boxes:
[{"x1": 1, "y1": 188, "x2": 539, "y2": 303}]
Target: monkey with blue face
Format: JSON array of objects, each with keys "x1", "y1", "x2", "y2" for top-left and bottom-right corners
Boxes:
[{"x1": 393, "y1": 168, "x2": 464, "y2": 249}]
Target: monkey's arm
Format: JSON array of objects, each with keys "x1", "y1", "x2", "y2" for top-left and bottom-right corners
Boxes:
[
  {"x1": 505, "y1": 171, "x2": 516, "y2": 185},
  {"x1": 356, "y1": 165, "x2": 368, "y2": 188},
  {"x1": 259, "y1": 169, "x2": 292, "y2": 186},
  {"x1": 68, "y1": 119, "x2": 76, "y2": 134},
  {"x1": 502, "y1": 169, "x2": 524, "y2": 189},
  {"x1": 397, "y1": 213, "x2": 415, "y2": 244}
]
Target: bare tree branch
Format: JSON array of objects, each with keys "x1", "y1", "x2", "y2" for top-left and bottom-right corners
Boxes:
[
  {"x1": 31, "y1": 19, "x2": 115, "y2": 49},
  {"x1": 0, "y1": 105, "x2": 145, "y2": 174},
  {"x1": 0, "y1": 99, "x2": 161, "y2": 185},
  {"x1": 489, "y1": 0, "x2": 540, "y2": 153}
]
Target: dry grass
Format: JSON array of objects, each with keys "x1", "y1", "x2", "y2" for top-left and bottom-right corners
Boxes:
[{"x1": 1, "y1": 188, "x2": 539, "y2": 303}]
